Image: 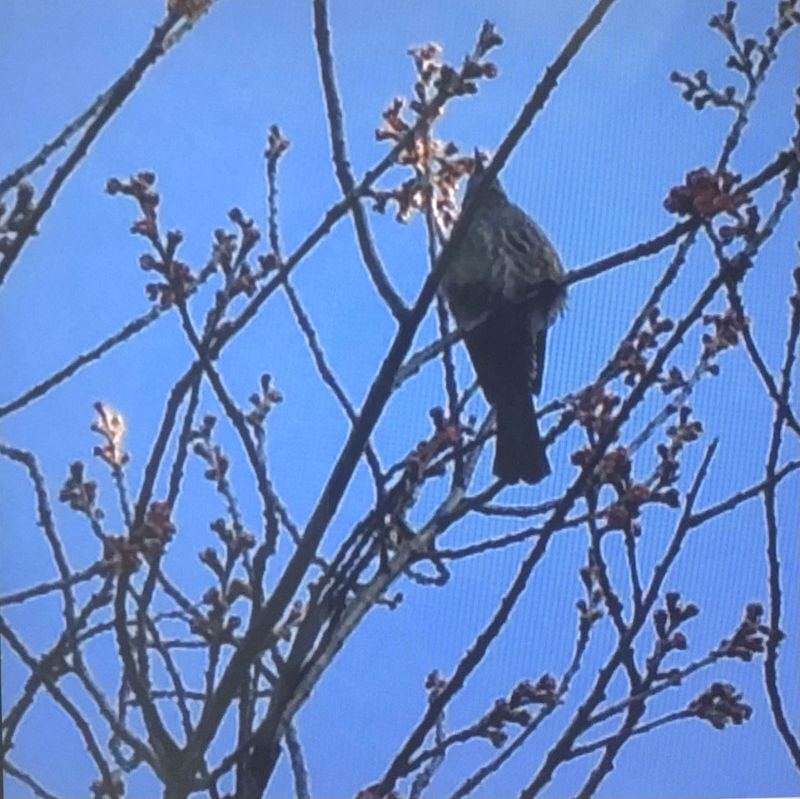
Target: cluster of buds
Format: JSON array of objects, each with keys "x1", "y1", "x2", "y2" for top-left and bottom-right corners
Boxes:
[
  {"x1": 0, "y1": 181, "x2": 35, "y2": 255},
  {"x1": 669, "y1": 68, "x2": 741, "y2": 112},
  {"x1": 245, "y1": 373, "x2": 283, "y2": 435},
  {"x1": 577, "y1": 560, "x2": 604, "y2": 629},
  {"x1": 672, "y1": 1, "x2": 797, "y2": 113},
  {"x1": 377, "y1": 409, "x2": 469, "y2": 552},
  {"x1": 210, "y1": 517, "x2": 256, "y2": 559},
  {"x1": 573, "y1": 446, "x2": 652, "y2": 527},
  {"x1": 647, "y1": 592, "x2": 700, "y2": 673},
  {"x1": 90, "y1": 771, "x2": 125, "y2": 799},
  {"x1": 132, "y1": 501, "x2": 175, "y2": 553},
  {"x1": 660, "y1": 365, "x2": 688, "y2": 395},
  {"x1": 199, "y1": 538, "x2": 254, "y2": 601},
  {"x1": 265, "y1": 124, "x2": 290, "y2": 168},
  {"x1": 101, "y1": 535, "x2": 144, "y2": 576},
  {"x1": 99, "y1": 500, "x2": 176, "y2": 575},
  {"x1": 472, "y1": 675, "x2": 559, "y2": 747},
  {"x1": 190, "y1": 586, "x2": 242, "y2": 643},
  {"x1": 701, "y1": 306, "x2": 748, "y2": 361},
  {"x1": 655, "y1": 406, "x2": 703, "y2": 486},
  {"x1": 664, "y1": 167, "x2": 749, "y2": 219},
  {"x1": 569, "y1": 384, "x2": 620, "y2": 441},
  {"x1": 371, "y1": 22, "x2": 502, "y2": 229},
  {"x1": 605, "y1": 480, "x2": 679, "y2": 536},
  {"x1": 107, "y1": 172, "x2": 198, "y2": 307},
  {"x1": 59, "y1": 461, "x2": 102, "y2": 519},
  {"x1": 404, "y1": 407, "x2": 469, "y2": 481},
  {"x1": 107, "y1": 172, "x2": 160, "y2": 240},
  {"x1": 91, "y1": 402, "x2": 129, "y2": 469},
  {"x1": 716, "y1": 602, "x2": 776, "y2": 661},
  {"x1": 367, "y1": 141, "x2": 474, "y2": 229},
  {"x1": 210, "y1": 208, "x2": 263, "y2": 301},
  {"x1": 191, "y1": 415, "x2": 231, "y2": 486},
  {"x1": 709, "y1": 1, "x2": 798, "y2": 82},
  {"x1": 688, "y1": 681, "x2": 752, "y2": 730},
  {"x1": 610, "y1": 307, "x2": 674, "y2": 386}
]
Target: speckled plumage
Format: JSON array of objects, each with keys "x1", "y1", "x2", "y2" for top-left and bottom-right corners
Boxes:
[{"x1": 443, "y1": 166, "x2": 566, "y2": 484}]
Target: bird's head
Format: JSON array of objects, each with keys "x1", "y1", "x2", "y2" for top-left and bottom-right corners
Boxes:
[{"x1": 463, "y1": 150, "x2": 507, "y2": 207}]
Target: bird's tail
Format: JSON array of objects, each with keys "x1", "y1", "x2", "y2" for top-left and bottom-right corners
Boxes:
[{"x1": 494, "y1": 394, "x2": 550, "y2": 485}]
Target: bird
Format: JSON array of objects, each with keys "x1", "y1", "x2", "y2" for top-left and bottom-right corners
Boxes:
[{"x1": 441, "y1": 156, "x2": 566, "y2": 485}]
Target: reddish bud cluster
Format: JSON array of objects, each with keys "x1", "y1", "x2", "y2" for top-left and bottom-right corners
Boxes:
[
  {"x1": 664, "y1": 168, "x2": 748, "y2": 218},
  {"x1": 133, "y1": 501, "x2": 175, "y2": 551},
  {"x1": 610, "y1": 307, "x2": 674, "y2": 386},
  {"x1": 403, "y1": 407, "x2": 469, "y2": 482},
  {"x1": 717, "y1": 602, "x2": 776, "y2": 661},
  {"x1": 665, "y1": 406, "x2": 703, "y2": 448},
  {"x1": 688, "y1": 681, "x2": 752, "y2": 730},
  {"x1": 570, "y1": 384, "x2": 620, "y2": 440},
  {"x1": 108, "y1": 172, "x2": 199, "y2": 307},
  {"x1": 107, "y1": 172, "x2": 159, "y2": 238},
  {"x1": 376, "y1": 409, "x2": 470, "y2": 547},
  {"x1": 206, "y1": 209, "x2": 269, "y2": 317},
  {"x1": 575, "y1": 437, "x2": 679, "y2": 535},
  {"x1": 654, "y1": 406, "x2": 703, "y2": 486},
  {"x1": 605, "y1": 483, "x2": 651, "y2": 535},
  {"x1": 101, "y1": 536, "x2": 143, "y2": 576},
  {"x1": 701, "y1": 306, "x2": 747, "y2": 360},
  {"x1": 578, "y1": 445, "x2": 629, "y2": 489},
  {"x1": 100, "y1": 500, "x2": 176, "y2": 576},
  {"x1": 473, "y1": 674, "x2": 558, "y2": 747},
  {"x1": 59, "y1": 461, "x2": 102, "y2": 518}
]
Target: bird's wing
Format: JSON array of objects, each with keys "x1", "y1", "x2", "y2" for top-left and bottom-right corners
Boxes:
[{"x1": 464, "y1": 300, "x2": 536, "y2": 403}]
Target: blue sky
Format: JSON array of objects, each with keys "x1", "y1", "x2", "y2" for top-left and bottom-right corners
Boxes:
[{"x1": 1, "y1": 1, "x2": 798, "y2": 797}]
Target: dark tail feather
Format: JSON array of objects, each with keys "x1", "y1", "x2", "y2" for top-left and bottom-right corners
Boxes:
[{"x1": 494, "y1": 394, "x2": 550, "y2": 485}]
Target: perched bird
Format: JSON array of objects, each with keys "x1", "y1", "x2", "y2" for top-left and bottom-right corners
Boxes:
[{"x1": 442, "y1": 158, "x2": 566, "y2": 484}]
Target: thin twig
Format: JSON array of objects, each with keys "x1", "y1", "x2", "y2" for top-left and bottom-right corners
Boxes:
[
  {"x1": 762, "y1": 267, "x2": 800, "y2": 769},
  {"x1": 312, "y1": 0, "x2": 408, "y2": 321},
  {"x1": 0, "y1": 11, "x2": 183, "y2": 287}
]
